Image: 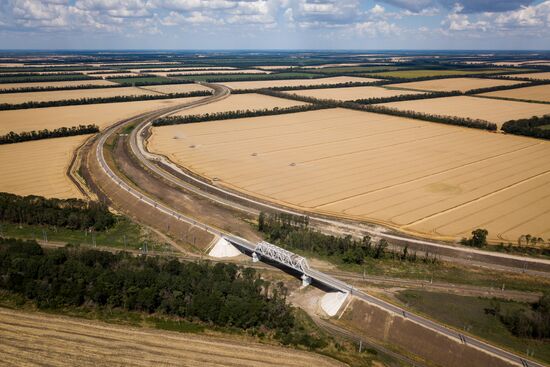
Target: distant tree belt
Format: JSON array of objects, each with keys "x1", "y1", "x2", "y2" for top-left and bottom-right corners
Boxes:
[
  {"x1": 464, "y1": 80, "x2": 549, "y2": 95},
  {"x1": 0, "y1": 192, "x2": 116, "y2": 231},
  {"x1": 0, "y1": 84, "x2": 124, "y2": 94},
  {"x1": 258, "y1": 89, "x2": 498, "y2": 131},
  {"x1": 152, "y1": 104, "x2": 328, "y2": 126},
  {"x1": 230, "y1": 81, "x2": 386, "y2": 93},
  {"x1": 346, "y1": 103, "x2": 498, "y2": 131},
  {"x1": 171, "y1": 73, "x2": 326, "y2": 83},
  {"x1": 0, "y1": 75, "x2": 95, "y2": 83},
  {"x1": 0, "y1": 124, "x2": 99, "y2": 145},
  {"x1": 501, "y1": 115, "x2": 550, "y2": 140},
  {"x1": 108, "y1": 79, "x2": 195, "y2": 87},
  {"x1": 0, "y1": 90, "x2": 212, "y2": 110},
  {"x1": 351, "y1": 91, "x2": 461, "y2": 104},
  {"x1": 0, "y1": 238, "x2": 295, "y2": 334}
]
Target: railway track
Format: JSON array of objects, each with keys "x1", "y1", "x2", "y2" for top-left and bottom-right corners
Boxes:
[{"x1": 89, "y1": 83, "x2": 546, "y2": 367}]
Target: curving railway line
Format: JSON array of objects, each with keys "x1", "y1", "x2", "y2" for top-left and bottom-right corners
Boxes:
[{"x1": 89, "y1": 83, "x2": 546, "y2": 367}]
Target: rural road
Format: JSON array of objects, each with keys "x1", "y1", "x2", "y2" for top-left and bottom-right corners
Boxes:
[{"x1": 91, "y1": 83, "x2": 546, "y2": 367}]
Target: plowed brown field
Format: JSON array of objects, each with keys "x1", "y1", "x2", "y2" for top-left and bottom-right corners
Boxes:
[
  {"x1": 149, "y1": 108, "x2": 550, "y2": 243},
  {"x1": 387, "y1": 77, "x2": 522, "y2": 92},
  {"x1": 380, "y1": 96, "x2": 550, "y2": 128},
  {"x1": 0, "y1": 135, "x2": 88, "y2": 198},
  {"x1": 0, "y1": 307, "x2": 343, "y2": 367}
]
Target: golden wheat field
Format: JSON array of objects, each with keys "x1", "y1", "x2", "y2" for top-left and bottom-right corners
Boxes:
[
  {"x1": 168, "y1": 93, "x2": 307, "y2": 118},
  {"x1": 149, "y1": 108, "x2": 550, "y2": 242},
  {"x1": 139, "y1": 84, "x2": 212, "y2": 94},
  {"x1": 219, "y1": 76, "x2": 381, "y2": 90},
  {"x1": 0, "y1": 135, "x2": 88, "y2": 199},
  {"x1": 504, "y1": 72, "x2": 550, "y2": 80},
  {"x1": 286, "y1": 86, "x2": 424, "y2": 101},
  {"x1": 380, "y1": 96, "x2": 550, "y2": 128},
  {"x1": 0, "y1": 308, "x2": 343, "y2": 367},
  {"x1": 89, "y1": 73, "x2": 140, "y2": 78},
  {"x1": 0, "y1": 97, "x2": 205, "y2": 135},
  {"x1": 0, "y1": 79, "x2": 117, "y2": 90},
  {"x1": 387, "y1": 77, "x2": 522, "y2": 92},
  {"x1": 478, "y1": 84, "x2": 550, "y2": 102},
  {"x1": 0, "y1": 86, "x2": 166, "y2": 104}
]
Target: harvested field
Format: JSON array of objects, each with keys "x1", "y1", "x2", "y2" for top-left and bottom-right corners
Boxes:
[
  {"x1": 130, "y1": 67, "x2": 236, "y2": 73},
  {"x1": 387, "y1": 77, "x2": 522, "y2": 92},
  {"x1": 0, "y1": 86, "x2": 163, "y2": 104},
  {"x1": 504, "y1": 72, "x2": 550, "y2": 80},
  {"x1": 256, "y1": 65, "x2": 293, "y2": 70},
  {"x1": 0, "y1": 97, "x2": 204, "y2": 135},
  {"x1": 302, "y1": 63, "x2": 363, "y2": 69},
  {"x1": 478, "y1": 84, "x2": 550, "y2": 102},
  {"x1": 0, "y1": 79, "x2": 117, "y2": 90},
  {"x1": 168, "y1": 93, "x2": 307, "y2": 117},
  {"x1": 369, "y1": 69, "x2": 513, "y2": 78},
  {"x1": 0, "y1": 308, "x2": 343, "y2": 367},
  {"x1": 139, "y1": 84, "x2": 212, "y2": 95},
  {"x1": 380, "y1": 96, "x2": 550, "y2": 128},
  {"x1": 220, "y1": 76, "x2": 381, "y2": 90},
  {"x1": 0, "y1": 135, "x2": 88, "y2": 199},
  {"x1": 149, "y1": 108, "x2": 550, "y2": 243},
  {"x1": 286, "y1": 86, "x2": 424, "y2": 101}
]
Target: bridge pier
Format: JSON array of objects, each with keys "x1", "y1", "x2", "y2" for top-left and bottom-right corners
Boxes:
[
  {"x1": 252, "y1": 252, "x2": 260, "y2": 263},
  {"x1": 301, "y1": 274, "x2": 311, "y2": 287}
]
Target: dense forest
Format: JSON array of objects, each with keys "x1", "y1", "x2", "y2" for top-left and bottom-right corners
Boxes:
[
  {"x1": 153, "y1": 104, "x2": 327, "y2": 126},
  {"x1": 0, "y1": 90, "x2": 212, "y2": 110},
  {"x1": 0, "y1": 192, "x2": 115, "y2": 231},
  {"x1": 0, "y1": 238, "x2": 321, "y2": 346},
  {"x1": 501, "y1": 115, "x2": 550, "y2": 139},
  {"x1": 0, "y1": 124, "x2": 99, "y2": 144},
  {"x1": 258, "y1": 212, "x2": 438, "y2": 265}
]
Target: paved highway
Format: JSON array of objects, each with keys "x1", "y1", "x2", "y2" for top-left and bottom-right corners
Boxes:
[{"x1": 93, "y1": 84, "x2": 545, "y2": 367}]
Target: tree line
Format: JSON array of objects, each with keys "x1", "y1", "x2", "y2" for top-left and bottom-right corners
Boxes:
[
  {"x1": 0, "y1": 84, "x2": 123, "y2": 94},
  {"x1": 351, "y1": 90, "x2": 461, "y2": 105},
  {"x1": 464, "y1": 80, "x2": 548, "y2": 95},
  {"x1": 0, "y1": 192, "x2": 116, "y2": 231},
  {"x1": 257, "y1": 89, "x2": 498, "y2": 131},
  {"x1": 109, "y1": 78, "x2": 195, "y2": 87},
  {"x1": 0, "y1": 124, "x2": 99, "y2": 145},
  {"x1": 152, "y1": 104, "x2": 328, "y2": 126},
  {"x1": 171, "y1": 72, "x2": 325, "y2": 83},
  {"x1": 258, "y1": 212, "x2": 438, "y2": 265},
  {"x1": 0, "y1": 90, "x2": 212, "y2": 111},
  {"x1": 0, "y1": 238, "x2": 305, "y2": 343},
  {"x1": 0, "y1": 74, "x2": 95, "y2": 84},
  {"x1": 230, "y1": 81, "x2": 385, "y2": 94},
  {"x1": 501, "y1": 115, "x2": 550, "y2": 140}
]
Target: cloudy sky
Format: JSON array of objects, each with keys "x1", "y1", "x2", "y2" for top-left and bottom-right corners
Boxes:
[{"x1": 0, "y1": 0, "x2": 549, "y2": 50}]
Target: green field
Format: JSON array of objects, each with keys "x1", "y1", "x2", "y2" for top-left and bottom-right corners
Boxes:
[
  {"x1": 174, "y1": 72, "x2": 321, "y2": 82},
  {"x1": 366, "y1": 69, "x2": 518, "y2": 79},
  {"x1": 0, "y1": 218, "x2": 169, "y2": 251},
  {"x1": 396, "y1": 290, "x2": 549, "y2": 364}
]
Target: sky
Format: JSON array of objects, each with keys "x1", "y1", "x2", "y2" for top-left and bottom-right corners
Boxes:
[{"x1": 0, "y1": 0, "x2": 549, "y2": 50}]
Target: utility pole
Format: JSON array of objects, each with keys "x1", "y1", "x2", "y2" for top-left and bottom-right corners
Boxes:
[
  {"x1": 358, "y1": 340, "x2": 363, "y2": 353},
  {"x1": 123, "y1": 235, "x2": 127, "y2": 250},
  {"x1": 42, "y1": 229, "x2": 47, "y2": 243}
]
